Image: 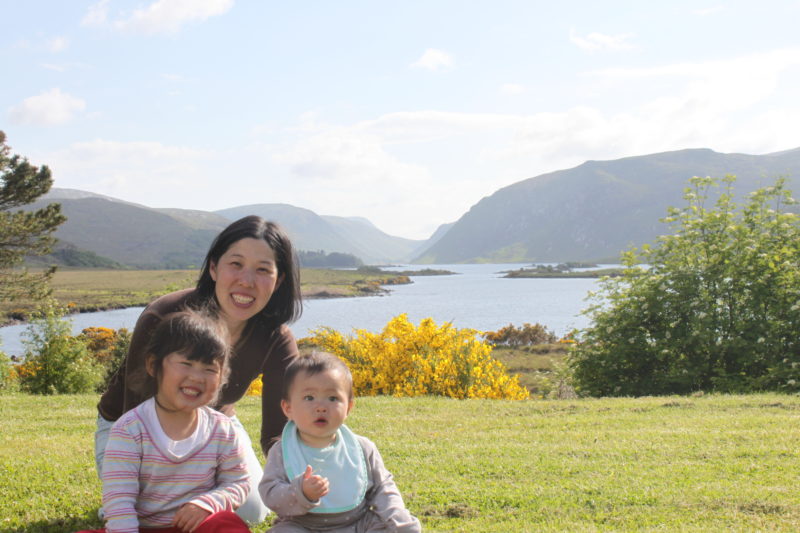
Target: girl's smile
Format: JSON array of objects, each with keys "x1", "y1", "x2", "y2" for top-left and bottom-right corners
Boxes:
[{"x1": 151, "y1": 352, "x2": 222, "y2": 415}]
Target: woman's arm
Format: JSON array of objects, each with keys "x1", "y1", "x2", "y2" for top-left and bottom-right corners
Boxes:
[{"x1": 260, "y1": 326, "x2": 300, "y2": 456}]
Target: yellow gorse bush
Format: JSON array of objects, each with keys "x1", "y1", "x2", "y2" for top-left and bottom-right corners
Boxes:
[
  {"x1": 246, "y1": 375, "x2": 263, "y2": 396},
  {"x1": 308, "y1": 314, "x2": 529, "y2": 400}
]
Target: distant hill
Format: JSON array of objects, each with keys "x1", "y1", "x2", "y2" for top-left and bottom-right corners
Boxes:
[
  {"x1": 414, "y1": 147, "x2": 800, "y2": 263},
  {"x1": 28, "y1": 190, "x2": 432, "y2": 268},
  {"x1": 29, "y1": 194, "x2": 221, "y2": 268},
  {"x1": 320, "y1": 215, "x2": 422, "y2": 264},
  {"x1": 215, "y1": 205, "x2": 424, "y2": 264},
  {"x1": 27, "y1": 241, "x2": 124, "y2": 269}
]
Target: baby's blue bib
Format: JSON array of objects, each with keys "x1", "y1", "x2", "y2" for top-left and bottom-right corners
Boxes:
[{"x1": 281, "y1": 421, "x2": 368, "y2": 513}]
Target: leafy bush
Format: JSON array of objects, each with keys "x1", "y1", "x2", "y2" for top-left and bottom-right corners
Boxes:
[
  {"x1": 79, "y1": 326, "x2": 131, "y2": 390},
  {"x1": 529, "y1": 360, "x2": 577, "y2": 399},
  {"x1": 0, "y1": 349, "x2": 19, "y2": 392},
  {"x1": 246, "y1": 374, "x2": 263, "y2": 397},
  {"x1": 483, "y1": 323, "x2": 557, "y2": 346},
  {"x1": 17, "y1": 301, "x2": 105, "y2": 394},
  {"x1": 308, "y1": 314, "x2": 529, "y2": 399},
  {"x1": 571, "y1": 176, "x2": 800, "y2": 396}
]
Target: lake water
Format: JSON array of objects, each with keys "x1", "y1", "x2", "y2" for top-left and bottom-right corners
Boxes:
[{"x1": 0, "y1": 263, "x2": 606, "y2": 356}]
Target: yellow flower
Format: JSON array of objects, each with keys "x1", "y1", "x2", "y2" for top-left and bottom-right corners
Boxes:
[{"x1": 307, "y1": 314, "x2": 529, "y2": 400}]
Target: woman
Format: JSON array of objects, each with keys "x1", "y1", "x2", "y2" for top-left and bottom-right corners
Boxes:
[{"x1": 95, "y1": 216, "x2": 302, "y2": 524}]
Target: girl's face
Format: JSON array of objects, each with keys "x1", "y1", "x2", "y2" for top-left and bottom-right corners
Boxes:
[
  {"x1": 210, "y1": 237, "x2": 283, "y2": 330},
  {"x1": 281, "y1": 369, "x2": 354, "y2": 448},
  {"x1": 150, "y1": 352, "x2": 223, "y2": 413}
]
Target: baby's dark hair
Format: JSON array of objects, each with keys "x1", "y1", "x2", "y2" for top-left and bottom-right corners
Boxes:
[
  {"x1": 282, "y1": 352, "x2": 354, "y2": 401},
  {"x1": 134, "y1": 309, "x2": 231, "y2": 403}
]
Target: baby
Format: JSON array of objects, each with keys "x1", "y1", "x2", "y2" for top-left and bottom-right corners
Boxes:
[{"x1": 259, "y1": 352, "x2": 421, "y2": 532}]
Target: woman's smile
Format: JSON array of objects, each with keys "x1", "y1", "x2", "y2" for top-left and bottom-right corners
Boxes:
[{"x1": 210, "y1": 237, "x2": 283, "y2": 332}]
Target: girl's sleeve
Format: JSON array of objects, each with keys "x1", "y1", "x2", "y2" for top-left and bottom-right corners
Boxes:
[
  {"x1": 258, "y1": 440, "x2": 320, "y2": 516},
  {"x1": 190, "y1": 428, "x2": 251, "y2": 513},
  {"x1": 361, "y1": 438, "x2": 422, "y2": 533},
  {"x1": 101, "y1": 420, "x2": 143, "y2": 533}
]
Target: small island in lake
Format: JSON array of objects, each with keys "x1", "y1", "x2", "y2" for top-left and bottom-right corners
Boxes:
[
  {"x1": 356, "y1": 265, "x2": 458, "y2": 276},
  {"x1": 502, "y1": 262, "x2": 623, "y2": 279}
]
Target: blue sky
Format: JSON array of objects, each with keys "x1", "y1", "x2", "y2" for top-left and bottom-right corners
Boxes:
[{"x1": 3, "y1": 1, "x2": 800, "y2": 240}]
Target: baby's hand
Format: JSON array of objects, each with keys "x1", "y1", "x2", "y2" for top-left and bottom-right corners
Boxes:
[
  {"x1": 172, "y1": 502, "x2": 210, "y2": 532},
  {"x1": 301, "y1": 464, "x2": 330, "y2": 502}
]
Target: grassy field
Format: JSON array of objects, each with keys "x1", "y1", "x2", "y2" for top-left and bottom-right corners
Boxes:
[
  {"x1": 492, "y1": 345, "x2": 569, "y2": 396},
  {"x1": 0, "y1": 269, "x2": 198, "y2": 321},
  {"x1": 2, "y1": 393, "x2": 798, "y2": 532},
  {"x1": 0, "y1": 268, "x2": 410, "y2": 324}
]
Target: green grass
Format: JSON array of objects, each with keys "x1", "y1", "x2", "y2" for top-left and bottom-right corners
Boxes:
[
  {"x1": 1, "y1": 268, "x2": 409, "y2": 323},
  {"x1": 299, "y1": 267, "x2": 410, "y2": 298},
  {"x1": 2, "y1": 393, "x2": 799, "y2": 532},
  {"x1": 492, "y1": 345, "x2": 569, "y2": 395},
  {"x1": 1, "y1": 269, "x2": 198, "y2": 321}
]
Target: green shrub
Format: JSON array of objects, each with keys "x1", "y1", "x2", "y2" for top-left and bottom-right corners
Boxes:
[
  {"x1": 483, "y1": 323, "x2": 557, "y2": 346},
  {"x1": 17, "y1": 301, "x2": 104, "y2": 394},
  {"x1": 572, "y1": 176, "x2": 800, "y2": 396},
  {"x1": 0, "y1": 349, "x2": 19, "y2": 392},
  {"x1": 78, "y1": 326, "x2": 132, "y2": 391}
]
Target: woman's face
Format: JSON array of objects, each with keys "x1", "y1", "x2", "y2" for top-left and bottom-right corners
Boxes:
[{"x1": 210, "y1": 237, "x2": 283, "y2": 330}]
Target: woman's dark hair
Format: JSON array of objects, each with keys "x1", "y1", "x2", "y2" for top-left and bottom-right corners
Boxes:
[
  {"x1": 194, "y1": 216, "x2": 302, "y2": 331},
  {"x1": 282, "y1": 351, "x2": 354, "y2": 401},
  {"x1": 134, "y1": 309, "x2": 231, "y2": 403}
]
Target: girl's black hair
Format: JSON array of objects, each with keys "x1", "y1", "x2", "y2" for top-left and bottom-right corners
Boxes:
[
  {"x1": 135, "y1": 309, "x2": 231, "y2": 404},
  {"x1": 282, "y1": 351, "x2": 354, "y2": 401},
  {"x1": 193, "y1": 215, "x2": 302, "y2": 331}
]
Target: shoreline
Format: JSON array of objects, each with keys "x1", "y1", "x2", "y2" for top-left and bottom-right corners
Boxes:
[{"x1": 0, "y1": 281, "x2": 399, "y2": 328}]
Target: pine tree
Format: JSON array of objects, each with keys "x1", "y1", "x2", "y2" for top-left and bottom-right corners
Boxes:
[{"x1": 0, "y1": 131, "x2": 66, "y2": 301}]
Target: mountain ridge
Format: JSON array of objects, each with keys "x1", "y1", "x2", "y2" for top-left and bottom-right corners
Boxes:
[
  {"x1": 31, "y1": 145, "x2": 800, "y2": 268},
  {"x1": 414, "y1": 146, "x2": 800, "y2": 263}
]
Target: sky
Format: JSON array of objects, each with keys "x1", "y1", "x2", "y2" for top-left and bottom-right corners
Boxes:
[{"x1": 3, "y1": 1, "x2": 800, "y2": 240}]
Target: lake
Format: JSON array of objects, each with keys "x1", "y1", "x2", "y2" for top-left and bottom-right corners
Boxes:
[{"x1": 0, "y1": 263, "x2": 607, "y2": 356}]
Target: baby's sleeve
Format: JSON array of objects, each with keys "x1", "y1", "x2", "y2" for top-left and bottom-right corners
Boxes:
[
  {"x1": 362, "y1": 438, "x2": 422, "y2": 533},
  {"x1": 259, "y1": 440, "x2": 320, "y2": 517}
]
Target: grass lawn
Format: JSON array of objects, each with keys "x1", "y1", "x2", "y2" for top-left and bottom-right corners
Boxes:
[
  {"x1": 2, "y1": 393, "x2": 799, "y2": 532},
  {"x1": 0, "y1": 268, "x2": 410, "y2": 324}
]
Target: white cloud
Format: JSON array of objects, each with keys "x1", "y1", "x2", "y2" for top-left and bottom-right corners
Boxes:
[
  {"x1": 46, "y1": 139, "x2": 212, "y2": 201},
  {"x1": 46, "y1": 36, "x2": 69, "y2": 53},
  {"x1": 569, "y1": 28, "x2": 635, "y2": 52},
  {"x1": 8, "y1": 88, "x2": 86, "y2": 126},
  {"x1": 82, "y1": 0, "x2": 109, "y2": 27},
  {"x1": 692, "y1": 5, "x2": 724, "y2": 16},
  {"x1": 500, "y1": 83, "x2": 525, "y2": 95},
  {"x1": 589, "y1": 48, "x2": 800, "y2": 115},
  {"x1": 411, "y1": 48, "x2": 454, "y2": 71},
  {"x1": 83, "y1": 0, "x2": 234, "y2": 34},
  {"x1": 42, "y1": 63, "x2": 67, "y2": 72}
]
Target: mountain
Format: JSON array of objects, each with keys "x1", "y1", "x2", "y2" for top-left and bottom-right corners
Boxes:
[
  {"x1": 29, "y1": 194, "x2": 222, "y2": 268},
  {"x1": 414, "y1": 147, "x2": 800, "y2": 263},
  {"x1": 320, "y1": 215, "x2": 422, "y2": 264},
  {"x1": 215, "y1": 205, "x2": 423, "y2": 264},
  {"x1": 29, "y1": 190, "x2": 431, "y2": 268}
]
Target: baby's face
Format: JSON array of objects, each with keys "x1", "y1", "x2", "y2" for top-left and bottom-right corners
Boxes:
[{"x1": 281, "y1": 369, "x2": 353, "y2": 448}]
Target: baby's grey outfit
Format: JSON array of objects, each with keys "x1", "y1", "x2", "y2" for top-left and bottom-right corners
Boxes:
[{"x1": 259, "y1": 435, "x2": 421, "y2": 532}]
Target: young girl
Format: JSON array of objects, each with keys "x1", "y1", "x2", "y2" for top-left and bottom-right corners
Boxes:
[
  {"x1": 80, "y1": 310, "x2": 252, "y2": 533},
  {"x1": 259, "y1": 352, "x2": 421, "y2": 532}
]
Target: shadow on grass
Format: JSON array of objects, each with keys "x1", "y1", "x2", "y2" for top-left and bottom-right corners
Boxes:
[{"x1": 1, "y1": 507, "x2": 103, "y2": 533}]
